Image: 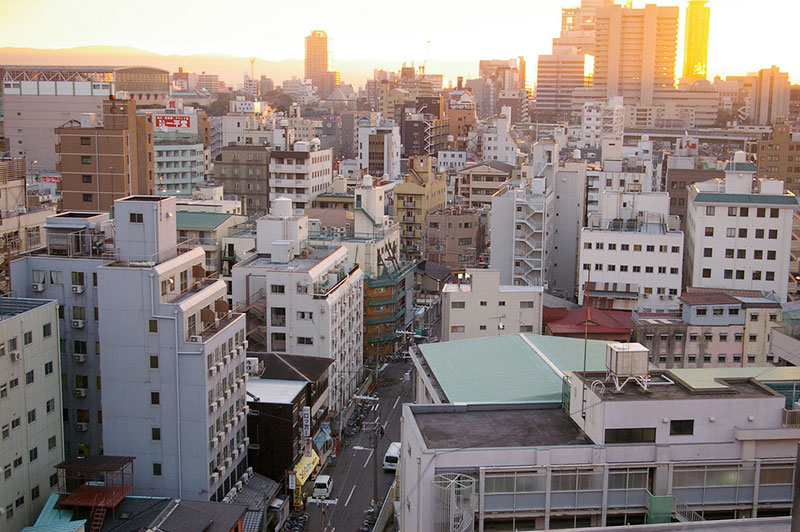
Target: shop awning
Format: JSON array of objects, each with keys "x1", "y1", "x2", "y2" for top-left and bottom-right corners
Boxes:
[
  {"x1": 313, "y1": 426, "x2": 332, "y2": 450},
  {"x1": 293, "y1": 450, "x2": 320, "y2": 486}
]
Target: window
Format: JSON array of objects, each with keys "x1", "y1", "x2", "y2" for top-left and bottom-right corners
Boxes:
[
  {"x1": 270, "y1": 284, "x2": 285, "y2": 294},
  {"x1": 26, "y1": 370, "x2": 34, "y2": 385},
  {"x1": 736, "y1": 270, "x2": 745, "y2": 280},
  {"x1": 82, "y1": 174, "x2": 92, "y2": 184},
  {"x1": 31, "y1": 485, "x2": 40, "y2": 501},
  {"x1": 739, "y1": 228, "x2": 747, "y2": 238},
  {"x1": 724, "y1": 270, "x2": 733, "y2": 279},
  {"x1": 749, "y1": 334, "x2": 758, "y2": 342},
  {"x1": 703, "y1": 248, "x2": 713, "y2": 257},
  {"x1": 718, "y1": 354, "x2": 727, "y2": 362},
  {"x1": 646, "y1": 245, "x2": 655, "y2": 252},
  {"x1": 634, "y1": 244, "x2": 642, "y2": 251},
  {"x1": 450, "y1": 326, "x2": 465, "y2": 333},
  {"x1": 153, "y1": 463, "x2": 162, "y2": 476},
  {"x1": 29, "y1": 447, "x2": 38, "y2": 461},
  {"x1": 48, "y1": 436, "x2": 56, "y2": 449},
  {"x1": 297, "y1": 337, "x2": 313, "y2": 345},
  {"x1": 767, "y1": 250, "x2": 776, "y2": 260},
  {"x1": 149, "y1": 355, "x2": 159, "y2": 369},
  {"x1": 752, "y1": 271, "x2": 762, "y2": 281},
  {"x1": 696, "y1": 308, "x2": 707, "y2": 316},
  {"x1": 719, "y1": 333, "x2": 728, "y2": 342},
  {"x1": 769, "y1": 229, "x2": 778, "y2": 239},
  {"x1": 632, "y1": 266, "x2": 641, "y2": 272},
  {"x1": 645, "y1": 266, "x2": 654, "y2": 273},
  {"x1": 451, "y1": 301, "x2": 465, "y2": 309},
  {"x1": 670, "y1": 420, "x2": 694, "y2": 436},
  {"x1": 672, "y1": 246, "x2": 680, "y2": 253},
  {"x1": 704, "y1": 333, "x2": 713, "y2": 341},
  {"x1": 479, "y1": 301, "x2": 487, "y2": 307},
  {"x1": 43, "y1": 323, "x2": 52, "y2": 338},
  {"x1": 770, "y1": 208, "x2": 780, "y2": 218},
  {"x1": 80, "y1": 136, "x2": 91, "y2": 145},
  {"x1": 755, "y1": 229, "x2": 765, "y2": 239},
  {"x1": 706, "y1": 206, "x2": 715, "y2": 215},
  {"x1": 725, "y1": 248, "x2": 734, "y2": 258},
  {"x1": 702, "y1": 268, "x2": 711, "y2": 278},
  {"x1": 81, "y1": 156, "x2": 91, "y2": 164},
  {"x1": 148, "y1": 320, "x2": 158, "y2": 333},
  {"x1": 704, "y1": 227, "x2": 714, "y2": 237},
  {"x1": 735, "y1": 333, "x2": 743, "y2": 342},
  {"x1": 728, "y1": 207, "x2": 737, "y2": 216},
  {"x1": 27, "y1": 408, "x2": 36, "y2": 424},
  {"x1": 757, "y1": 208, "x2": 766, "y2": 218},
  {"x1": 670, "y1": 267, "x2": 679, "y2": 274},
  {"x1": 605, "y1": 428, "x2": 656, "y2": 443},
  {"x1": 750, "y1": 313, "x2": 759, "y2": 322},
  {"x1": 151, "y1": 392, "x2": 160, "y2": 405},
  {"x1": 46, "y1": 398, "x2": 54, "y2": 413},
  {"x1": 713, "y1": 308, "x2": 724, "y2": 316},
  {"x1": 766, "y1": 271, "x2": 775, "y2": 281},
  {"x1": 129, "y1": 212, "x2": 144, "y2": 224},
  {"x1": 621, "y1": 244, "x2": 630, "y2": 251},
  {"x1": 82, "y1": 194, "x2": 92, "y2": 203},
  {"x1": 520, "y1": 301, "x2": 535, "y2": 308},
  {"x1": 152, "y1": 427, "x2": 161, "y2": 441},
  {"x1": 740, "y1": 207, "x2": 749, "y2": 217},
  {"x1": 754, "y1": 250, "x2": 763, "y2": 259},
  {"x1": 726, "y1": 228, "x2": 735, "y2": 238}
]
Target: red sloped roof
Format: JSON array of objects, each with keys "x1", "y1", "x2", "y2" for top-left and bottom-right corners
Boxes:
[{"x1": 544, "y1": 307, "x2": 632, "y2": 335}]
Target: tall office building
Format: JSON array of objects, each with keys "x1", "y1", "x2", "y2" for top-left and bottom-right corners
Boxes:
[
  {"x1": 682, "y1": 0, "x2": 710, "y2": 82},
  {"x1": 752, "y1": 66, "x2": 791, "y2": 126},
  {"x1": 305, "y1": 30, "x2": 329, "y2": 91},
  {"x1": 594, "y1": 4, "x2": 680, "y2": 106}
]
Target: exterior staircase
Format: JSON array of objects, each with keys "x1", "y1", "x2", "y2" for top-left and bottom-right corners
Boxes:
[{"x1": 89, "y1": 506, "x2": 107, "y2": 532}]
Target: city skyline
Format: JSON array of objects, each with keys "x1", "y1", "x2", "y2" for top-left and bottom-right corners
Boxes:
[{"x1": 1, "y1": 0, "x2": 798, "y2": 85}]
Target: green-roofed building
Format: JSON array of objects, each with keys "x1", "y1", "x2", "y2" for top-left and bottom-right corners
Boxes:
[
  {"x1": 686, "y1": 156, "x2": 798, "y2": 303},
  {"x1": 412, "y1": 333, "x2": 616, "y2": 404},
  {"x1": 174, "y1": 210, "x2": 247, "y2": 275}
]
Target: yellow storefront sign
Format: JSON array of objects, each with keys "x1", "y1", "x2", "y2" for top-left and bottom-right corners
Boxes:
[{"x1": 293, "y1": 449, "x2": 320, "y2": 486}]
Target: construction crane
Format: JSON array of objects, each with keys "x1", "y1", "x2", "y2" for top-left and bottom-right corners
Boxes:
[{"x1": 419, "y1": 40, "x2": 431, "y2": 77}]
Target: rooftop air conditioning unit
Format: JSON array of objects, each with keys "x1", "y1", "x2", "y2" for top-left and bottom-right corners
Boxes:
[
  {"x1": 235, "y1": 480, "x2": 243, "y2": 492},
  {"x1": 71, "y1": 285, "x2": 85, "y2": 294},
  {"x1": 75, "y1": 422, "x2": 89, "y2": 432},
  {"x1": 31, "y1": 283, "x2": 45, "y2": 292},
  {"x1": 72, "y1": 319, "x2": 85, "y2": 329},
  {"x1": 242, "y1": 472, "x2": 250, "y2": 484}
]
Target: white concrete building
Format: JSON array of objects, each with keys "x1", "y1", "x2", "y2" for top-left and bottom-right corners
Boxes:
[
  {"x1": 98, "y1": 196, "x2": 249, "y2": 501},
  {"x1": 399, "y1": 345, "x2": 800, "y2": 531},
  {"x1": 0, "y1": 298, "x2": 63, "y2": 532},
  {"x1": 155, "y1": 141, "x2": 205, "y2": 196},
  {"x1": 478, "y1": 105, "x2": 520, "y2": 165},
  {"x1": 685, "y1": 154, "x2": 798, "y2": 302},
  {"x1": 578, "y1": 191, "x2": 684, "y2": 311},
  {"x1": 442, "y1": 269, "x2": 543, "y2": 342},
  {"x1": 580, "y1": 97, "x2": 624, "y2": 149},
  {"x1": 232, "y1": 198, "x2": 364, "y2": 414},
  {"x1": 436, "y1": 151, "x2": 468, "y2": 173},
  {"x1": 10, "y1": 212, "x2": 113, "y2": 458},
  {"x1": 269, "y1": 140, "x2": 333, "y2": 212},
  {"x1": 490, "y1": 170, "x2": 554, "y2": 287},
  {"x1": 357, "y1": 121, "x2": 402, "y2": 180}
]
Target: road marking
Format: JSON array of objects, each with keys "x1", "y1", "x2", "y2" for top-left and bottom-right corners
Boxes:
[
  {"x1": 392, "y1": 396, "x2": 400, "y2": 410},
  {"x1": 363, "y1": 449, "x2": 373, "y2": 468},
  {"x1": 344, "y1": 485, "x2": 356, "y2": 506}
]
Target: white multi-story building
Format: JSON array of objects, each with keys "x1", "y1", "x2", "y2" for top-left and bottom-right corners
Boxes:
[
  {"x1": 478, "y1": 105, "x2": 520, "y2": 165},
  {"x1": 490, "y1": 171, "x2": 554, "y2": 287},
  {"x1": 685, "y1": 153, "x2": 798, "y2": 302},
  {"x1": 578, "y1": 191, "x2": 684, "y2": 311},
  {"x1": 436, "y1": 151, "x2": 468, "y2": 173},
  {"x1": 269, "y1": 140, "x2": 333, "y2": 212},
  {"x1": 11, "y1": 212, "x2": 113, "y2": 458},
  {"x1": 0, "y1": 298, "x2": 63, "y2": 532},
  {"x1": 357, "y1": 121, "x2": 402, "y2": 180},
  {"x1": 98, "y1": 196, "x2": 249, "y2": 501},
  {"x1": 232, "y1": 198, "x2": 364, "y2": 414},
  {"x1": 155, "y1": 141, "x2": 205, "y2": 196},
  {"x1": 580, "y1": 97, "x2": 624, "y2": 149},
  {"x1": 441, "y1": 269, "x2": 543, "y2": 342}
]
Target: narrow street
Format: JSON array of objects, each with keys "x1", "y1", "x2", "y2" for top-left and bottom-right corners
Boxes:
[{"x1": 305, "y1": 358, "x2": 413, "y2": 532}]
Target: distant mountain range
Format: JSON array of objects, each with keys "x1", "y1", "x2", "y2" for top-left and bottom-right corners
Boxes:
[{"x1": 0, "y1": 46, "x2": 480, "y2": 89}]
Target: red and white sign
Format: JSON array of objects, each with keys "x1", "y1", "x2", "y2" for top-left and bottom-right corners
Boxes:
[
  {"x1": 40, "y1": 175, "x2": 61, "y2": 183},
  {"x1": 154, "y1": 115, "x2": 191, "y2": 128}
]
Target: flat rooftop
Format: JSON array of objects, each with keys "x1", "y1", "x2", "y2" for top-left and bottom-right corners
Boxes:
[
  {"x1": 246, "y1": 378, "x2": 306, "y2": 404},
  {"x1": 411, "y1": 404, "x2": 591, "y2": 450},
  {"x1": 417, "y1": 334, "x2": 613, "y2": 404},
  {"x1": 0, "y1": 297, "x2": 54, "y2": 321},
  {"x1": 238, "y1": 246, "x2": 341, "y2": 273},
  {"x1": 574, "y1": 371, "x2": 779, "y2": 401}
]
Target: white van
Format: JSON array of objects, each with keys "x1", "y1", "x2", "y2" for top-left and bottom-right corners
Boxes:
[
  {"x1": 312, "y1": 475, "x2": 333, "y2": 499},
  {"x1": 383, "y1": 442, "x2": 401, "y2": 471}
]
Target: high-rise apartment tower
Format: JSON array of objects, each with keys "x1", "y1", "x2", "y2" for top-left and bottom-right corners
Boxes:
[{"x1": 682, "y1": 0, "x2": 710, "y2": 81}]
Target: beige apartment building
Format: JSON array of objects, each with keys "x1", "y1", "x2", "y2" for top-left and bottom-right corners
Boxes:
[
  {"x1": 212, "y1": 144, "x2": 271, "y2": 215},
  {"x1": 424, "y1": 206, "x2": 485, "y2": 270},
  {"x1": 55, "y1": 98, "x2": 155, "y2": 211},
  {"x1": 456, "y1": 160, "x2": 514, "y2": 207},
  {"x1": 441, "y1": 269, "x2": 543, "y2": 342},
  {"x1": 753, "y1": 122, "x2": 800, "y2": 196},
  {"x1": 393, "y1": 156, "x2": 446, "y2": 261}
]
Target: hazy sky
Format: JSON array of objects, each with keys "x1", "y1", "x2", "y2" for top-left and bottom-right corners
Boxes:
[{"x1": 1, "y1": 0, "x2": 797, "y2": 83}]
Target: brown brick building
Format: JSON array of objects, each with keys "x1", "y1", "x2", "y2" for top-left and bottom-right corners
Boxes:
[
  {"x1": 212, "y1": 145, "x2": 271, "y2": 215},
  {"x1": 753, "y1": 122, "x2": 800, "y2": 196},
  {"x1": 56, "y1": 98, "x2": 154, "y2": 211},
  {"x1": 424, "y1": 206, "x2": 486, "y2": 269}
]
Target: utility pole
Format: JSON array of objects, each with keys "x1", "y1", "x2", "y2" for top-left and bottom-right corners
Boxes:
[
  {"x1": 355, "y1": 418, "x2": 383, "y2": 517},
  {"x1": 307, "y1": 497, "x2": 337, "y2": 532}
]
